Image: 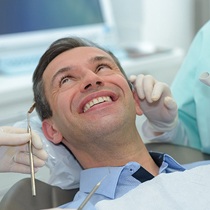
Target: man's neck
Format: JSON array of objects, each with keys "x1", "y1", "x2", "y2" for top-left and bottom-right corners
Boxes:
[{"x1": 70, "y1": 129, "x2": 159, "y2": 176}]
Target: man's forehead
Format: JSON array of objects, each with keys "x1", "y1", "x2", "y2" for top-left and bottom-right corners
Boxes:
[
  {"x1": 42, "y1": 46, "x2": 115, "y2": 82},
  {"x1": 45, "y1": 46, "x2": 114, "y2": 70},
  {"x1": 54, "y1": 46, "x2": 111, "y2": 60}
]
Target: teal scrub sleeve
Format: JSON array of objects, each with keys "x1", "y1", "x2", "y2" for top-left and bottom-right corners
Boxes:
[
  {"x1": 171, "y1": 20, "x2": 210, "y2": 153},
  {"x1": 141, "y1": 20, "x2": 210, "y2": 154}
]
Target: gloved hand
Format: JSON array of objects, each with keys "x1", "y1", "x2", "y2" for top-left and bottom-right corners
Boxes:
[
  {"x1": 0, "y1": 126, "x2": 48, "y2": 173},
  {"x1": 130, "y1": 74, "x2": 178, "y2": 133}
]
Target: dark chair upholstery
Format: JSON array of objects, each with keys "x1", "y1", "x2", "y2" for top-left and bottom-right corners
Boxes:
[
  {"x1": 0, "y1": 178, "x2": 78, "y2": 210},
  {"x1": 145, "y1": 142, "x2": 210, "y2": 164}
]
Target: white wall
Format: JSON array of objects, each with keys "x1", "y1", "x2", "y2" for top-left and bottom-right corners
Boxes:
[
  {"x1": 111, "y1": 0, "x2": 143, "y2": 46},
  {"x1": 112, "y1": 0, "x2": 210, "y2": 51},
  {"x1": 141, "y1": 0, "x2": 195, "y2": 50}
]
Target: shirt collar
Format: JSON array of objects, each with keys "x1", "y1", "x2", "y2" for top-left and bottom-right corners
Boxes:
[
  {"x1": 79, "y1": 152, "x2": 185, "y2": 199},
  {"x1": 80, "y1": 166, "x2": 124, "y2": 199}
]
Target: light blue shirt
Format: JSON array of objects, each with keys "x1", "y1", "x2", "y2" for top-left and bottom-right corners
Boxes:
[{"x1": 60, "y1": 152, "x2": 185, "y2": 209}]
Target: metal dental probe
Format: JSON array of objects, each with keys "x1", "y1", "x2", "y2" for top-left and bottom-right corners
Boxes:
[{"x1": 27, "y1": 103, "x2": 36, "y2": 196}]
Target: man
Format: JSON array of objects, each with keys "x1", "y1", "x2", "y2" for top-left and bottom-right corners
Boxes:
[{"x1": 32, "y1": 37, "x2": 185, "y2": 209}]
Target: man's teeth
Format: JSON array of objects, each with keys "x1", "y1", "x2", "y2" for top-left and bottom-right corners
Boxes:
[{"x1": 84, "y1": 96, "x2": 112, "y2": 112}]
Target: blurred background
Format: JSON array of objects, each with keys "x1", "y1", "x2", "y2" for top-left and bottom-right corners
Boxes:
[
  {"x1": 1, "y1": 0, "x2": 210, "y2": 125},
  {"x1": 0, "y1": 0, "x2": 210, "y2": 200}
]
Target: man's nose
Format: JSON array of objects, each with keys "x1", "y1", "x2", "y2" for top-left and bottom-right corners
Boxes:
[{"x1": 80, "y1": 71, "x2": 104, "y2": 92}]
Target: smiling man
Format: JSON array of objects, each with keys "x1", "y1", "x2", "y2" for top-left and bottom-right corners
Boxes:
[{"x1": 32, "y1": 37, "x2": 185, "y2": 209}]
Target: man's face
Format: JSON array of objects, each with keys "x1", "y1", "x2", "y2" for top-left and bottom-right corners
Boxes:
[{"x1": 42, "y1": 46, "x2": 142, "y2": 147}]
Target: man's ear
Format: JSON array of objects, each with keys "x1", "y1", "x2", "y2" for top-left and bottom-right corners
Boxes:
[
  {"x1": 133, "y1": 90, "x2": 143, "y2": 116},
  {"x1": 42, "y1": 119, "x2": 63, "y2": 144}
]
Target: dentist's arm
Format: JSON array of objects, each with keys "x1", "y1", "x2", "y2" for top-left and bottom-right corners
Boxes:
[
  {"x1": 0, "y1": 126, "x2": 48, "y2": 173},
  {"x1": 130, "y1": 74, "x2": 178, "y2": 135}
]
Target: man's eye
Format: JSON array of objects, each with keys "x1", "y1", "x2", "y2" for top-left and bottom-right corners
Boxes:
[
  {"x1": 60, "y1": 76, "x2": 72, "y2": 86},
  {"x1": 97, "y1": 64, "x2": 111, "y2": 72}
]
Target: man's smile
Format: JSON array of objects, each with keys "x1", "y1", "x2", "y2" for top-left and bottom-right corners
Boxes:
[
  {"x1": 78, "y1": 90, "x2": 118, "y2": 114},
  {"x1": 83, "y1": 96, "x2": 112, "y2": 113}
]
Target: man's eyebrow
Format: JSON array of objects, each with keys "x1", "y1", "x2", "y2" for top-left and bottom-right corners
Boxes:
[
  {"x1": 50, "y1": 56, "x2": 114, "y2": 86},
  {"x1": 89, "y1": 55, "x2": 114, "y2": 63},
  {"x1": 51, "y1": 66, "x2": 71, "y2": 86}
]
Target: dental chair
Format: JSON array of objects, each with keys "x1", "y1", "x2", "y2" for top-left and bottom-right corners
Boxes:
[
  {"x1": 1, "y1": 142, "x2": 210, "y2": 210},
  {"x1": 0, "y1": 178, "x2": 79, "y2": 210},
  {"x1": 145, "y1": 142, "x2": 210, "y2": 164}
]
